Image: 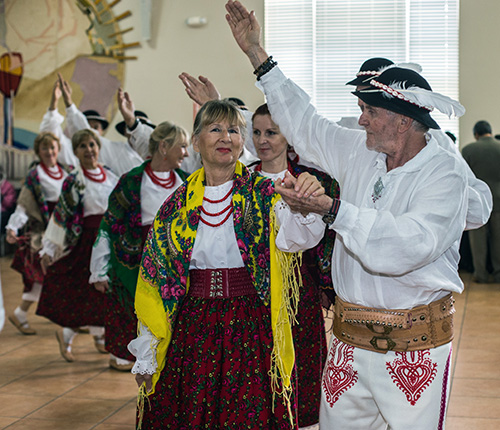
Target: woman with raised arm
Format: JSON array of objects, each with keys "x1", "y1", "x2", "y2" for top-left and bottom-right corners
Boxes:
[
  {"x1": 6, "y1": 132, "x2": 70, "y2": 335},
  {"x1": 89, "y1": 121, "x2": 189, "y2": 371},
  {"x1": 38, "y1": 129, "x2": 119, "y2": 362},
  {"x1": 128, "y1": 99, "x2": 327, "y2": 429}
]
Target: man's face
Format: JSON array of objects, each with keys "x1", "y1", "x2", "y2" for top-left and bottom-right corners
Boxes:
[
  {"x1": 88, "y1": 119, "x2": 104, "y2": 136},
  {"x1": 357, "y1": 99, "x2": 399, "y2": 154}
]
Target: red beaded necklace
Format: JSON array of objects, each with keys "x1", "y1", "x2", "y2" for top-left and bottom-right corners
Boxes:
[
  {"x1": 199, "y1": 184, "x2": 234, "y2": 227},
  {"x1": 145, "y1": 163, "x2": 176, "y2": 189},
  {"x1": 40, "y1": 163, "x2": 64, "y2": 180},
  {"x1": 83, "y1": 165, "x2": 107, "y2": 183}
]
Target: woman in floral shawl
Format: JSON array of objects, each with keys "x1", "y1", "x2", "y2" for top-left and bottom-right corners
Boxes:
[
  {"x1": 38, "y1": 129, "x2": 119, "y2": 362},
  {"x1": 6, "y1": 132, "x2": 70, "y2": 335},
  {"x1": 89, "y1": 121, "x2": 190, "y2": 371},
  {"x1": 128, "y1": 100, "x2": 327, "y2": 429},
  {"x1": 249, "y1": 103, "x2": 339, "y2": 428}
]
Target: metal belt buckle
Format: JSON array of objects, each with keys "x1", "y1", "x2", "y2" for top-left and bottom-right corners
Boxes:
[
  {"x1": 367, "y1": 324, "x2": 396, "y2": 351},
  {"x1": 209, "y1": 270, "x2": 224, "y2": 298}
]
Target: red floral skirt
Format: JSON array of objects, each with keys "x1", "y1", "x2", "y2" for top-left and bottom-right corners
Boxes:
[
  {"x1": 36, "y1": 223, "x2": 108, "y2": 327},
  {"x1": 139, "y1": 293, "x2": 297, "y2": 429},
  {"x1": 104, "y1": 289, "x2": 136, "y2": 361},
  {"x1": 11, "y1": 236, "x2": 44, "y2": 293}
]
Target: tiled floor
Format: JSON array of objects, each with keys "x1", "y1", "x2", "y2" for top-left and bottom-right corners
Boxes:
[{"x1": 1, "y1": 256, "x2": 500, "y2": 429}]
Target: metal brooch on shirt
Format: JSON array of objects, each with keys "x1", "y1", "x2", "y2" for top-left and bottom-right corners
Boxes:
[{"x1": 372, "y1": 177, "x2": 384, "y2": 203}]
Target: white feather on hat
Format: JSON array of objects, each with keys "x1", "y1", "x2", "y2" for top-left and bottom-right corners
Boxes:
[{"x1": 380, "y1": 81, "x2": 465, "y2": 118}]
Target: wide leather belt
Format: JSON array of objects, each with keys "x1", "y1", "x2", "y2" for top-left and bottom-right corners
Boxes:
[
  {"x1": 333, "y1": 294, "x2": 455, "y2": 353},
  {"x1": 189, "y1": 268, "x2": 255, "y2": 299}
]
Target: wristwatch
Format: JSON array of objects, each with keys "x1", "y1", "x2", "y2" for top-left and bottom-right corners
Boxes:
[{"x1": 322, "y1": 198, "x2": 340, "y2": 226}]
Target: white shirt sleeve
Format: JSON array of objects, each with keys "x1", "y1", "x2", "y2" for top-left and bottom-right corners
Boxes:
[
  {"x1": 258, "y1": 67, "x2": 366, "y2": 183},
  {"x1": 65, "y1": 104, "x2": 90, "y2": 136},
  {"x1": 430, "y1": 129, "x2": 493, "y2": 230},
  {"x1": 127, "y1": 122, "x2": 153, "y2": 159},
  {"x1": 241, "y1": 108, "x2": 258, "y2": 159},
  {"x1": 89, "y1": 232, "x2": 111, "y2": 284},
  {"x1": 128, "y1": 321, "x2": 159, "y2": 375},
  {"x1": 180, "y1": 144, "x2": 202, "y2": 174},
  {"x1": 5, "y1": 205, "x2": 28, "y2": 235},
  {"x1": 274, "y1": 198, "x2": 325, "y2": 252}
]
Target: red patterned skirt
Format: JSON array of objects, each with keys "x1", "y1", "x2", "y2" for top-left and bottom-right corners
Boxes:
[
  {"x1": 104, "y1": 289, "x2": 137, "y2": 361},
  {"x1": 139, "y1": 268, "x2": 297, "y2": 429},
  {"x1": 11, "y1": 236, "x2": 44, "y2": 293},
  {"x1": 36, "y1": 216, "x2": 108, "y2": 327},
  {"x1": 10, "y1": 202, "x2": 57, "y2": 293},
  {"x1": 293, "y1": 266, "x2": 328, "y2": 427}
]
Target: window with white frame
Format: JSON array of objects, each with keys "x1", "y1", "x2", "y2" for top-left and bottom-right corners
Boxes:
[{"x1": 264, "y1": 0, "x2": 460, "y2": 137}]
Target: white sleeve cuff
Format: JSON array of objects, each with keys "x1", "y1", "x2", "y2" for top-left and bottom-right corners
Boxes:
[
  {"x1": 128, "y1": 322, "x2": 159, "y2": 375},
  {"x1": 5, "y1": 205, "x2": 28, "y2": 234}
]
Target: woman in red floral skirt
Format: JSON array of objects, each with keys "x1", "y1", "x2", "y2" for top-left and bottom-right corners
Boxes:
[
  {"x1": 38, "y1": 129, "x2": 118, "y2": 362},
  {"x1": 128, "y1": 100, "x2": 328, "y2": 429}
]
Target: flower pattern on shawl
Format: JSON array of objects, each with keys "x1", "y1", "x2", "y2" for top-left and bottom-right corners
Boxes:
[
  {"x1": 52, "y1": 169, "x2": 86, "y2": 252},
  {"x1": 24, "y1": 162, "x2": 70, "y2": 226}
]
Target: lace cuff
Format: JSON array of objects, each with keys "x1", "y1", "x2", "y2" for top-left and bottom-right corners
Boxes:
[
  {"x1": 5, "y1": 205, "x2": 28, "y2": 234},
  {"x1": 128, "y1": 322, "x2": 159, "y2": 375}
]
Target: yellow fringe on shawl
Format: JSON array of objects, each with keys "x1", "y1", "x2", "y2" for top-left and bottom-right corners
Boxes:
[
  {"x1": 134, "y1": 161, "x2": 302, "y2": 427},
  {"x1": 269, "y1": 207, "x2": 302, "y2": 427}
]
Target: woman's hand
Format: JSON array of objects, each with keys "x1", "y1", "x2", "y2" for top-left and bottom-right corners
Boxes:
[
  {"x1": 135, "y1": 373, "x2": 153, "y2": 392},
  {"x1": 282, "y1": 171, "x2": 325, "y2": 198},
  {"x1": 6, "y1": 229, "x2": 18, "y2": 244},
  {"x1": 276, "y1": 172, "x2": 332, "y2": 217},
  {"x1": 93, "y1": 280, "x2": 109, "y2": 294},
  {"x1": 49, "y1": 79, "x2": 62, "y2": 111},
  {"x1": 40, "y1": 254, "x2": 53, "y2": 275},
  {"x1": 58, "y1": 73, "x2": 73, "y2": 108},
  {"x1": 178, "y1": 73, "x2": 220, "y2": 106},
  {"x1": 117, "y1": 88, "x2": 136, "y2": 128},
  {"x1": 225, "y1": 1, "x2": 269, "y2": 69}
]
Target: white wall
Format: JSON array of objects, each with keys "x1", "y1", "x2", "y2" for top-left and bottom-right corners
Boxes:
[
  {"x1": 459, "y1": 0, "x2": 500, "y2": 147},
  {"x1": 105, "y1": 0, "x2": 265, "y2": 142}
]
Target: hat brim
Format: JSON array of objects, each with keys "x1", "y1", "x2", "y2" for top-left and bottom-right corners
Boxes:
[
  {"x1": 346, "y1": 76, "x2": 368, "y2": 86},
  {"x1": 115, "y1": 119, "x2": 156, "y2": 136},
  {"x1": 353, "y1": 90, "x2": 440, "y2": 130}
]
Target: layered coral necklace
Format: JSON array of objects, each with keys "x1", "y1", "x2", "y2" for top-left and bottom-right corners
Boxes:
[
  {"x1": 199, "y1": 184, "x2": 234, "y2": 227},
  {"x1": 83, "y1": 165, "x2": 107, "y2": 183},
  {"x1": 40, "y1": 163, "x2": 64, "y2": 180},
  {"x1": 145, "y1": 163, "x2": 175, "y2": 189}
]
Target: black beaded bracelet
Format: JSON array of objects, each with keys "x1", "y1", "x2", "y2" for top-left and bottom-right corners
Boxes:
[{"x1": 253, "y1": 56, "x2": 278, "y2": 81}]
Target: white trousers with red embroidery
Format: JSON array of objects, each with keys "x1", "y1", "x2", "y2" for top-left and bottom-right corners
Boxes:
[{"x1": 319, "y1": 336, "x2": 452, "y2": 430}]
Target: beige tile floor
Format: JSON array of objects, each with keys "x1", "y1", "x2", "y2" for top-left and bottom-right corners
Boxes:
[{"x1": 1, "y1": 256, "x2": 500, "y2": 429}]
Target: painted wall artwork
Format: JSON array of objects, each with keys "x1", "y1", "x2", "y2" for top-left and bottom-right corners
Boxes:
[{"x1": 0, "y1": 0, "x2": 140, "y2": 150}]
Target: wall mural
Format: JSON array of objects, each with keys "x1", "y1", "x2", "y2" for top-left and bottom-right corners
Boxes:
[{"x1": 0, "y1": 0, "x2": 140, "y2": 149}]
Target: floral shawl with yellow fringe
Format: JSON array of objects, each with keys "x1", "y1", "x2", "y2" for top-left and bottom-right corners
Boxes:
[{"x1": 135, "y1": 161, "x2": 301, "y2": 424}]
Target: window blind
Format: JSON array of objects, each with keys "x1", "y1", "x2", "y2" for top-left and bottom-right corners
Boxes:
[{"x1": 264, "y1": 0, "x2": 459, "y2": 137}]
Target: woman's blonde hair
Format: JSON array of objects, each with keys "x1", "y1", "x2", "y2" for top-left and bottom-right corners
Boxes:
[
  {"x1": 192, "y1": 100, "x2": 247, "y2": 141},
  {"x1": 34, "y1": 132, "x2": 61, "y2": 156},
  {"x1": 71, "y1": 129, "x2": 101, "y2": 153},
  {"x1": 148, "y1": 121, "x2": 189, "y2": 156}
]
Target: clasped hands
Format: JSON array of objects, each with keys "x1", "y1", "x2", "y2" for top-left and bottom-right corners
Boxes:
[{"x1": 276, "y1": 172, "x2": 333, "y2": 217}]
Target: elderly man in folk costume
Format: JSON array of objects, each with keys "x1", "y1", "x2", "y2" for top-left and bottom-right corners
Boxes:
[{"x1": 225, "y1": 1, "x2": 491, "y2": 429}]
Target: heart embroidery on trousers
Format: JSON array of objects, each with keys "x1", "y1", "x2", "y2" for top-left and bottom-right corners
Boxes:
[
  {"x1": 322, "y1": 338, "x2": 359, "y2": 407},
  {"x1": 386, "y1": 350, "x2": 438, "y2": 405}
]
